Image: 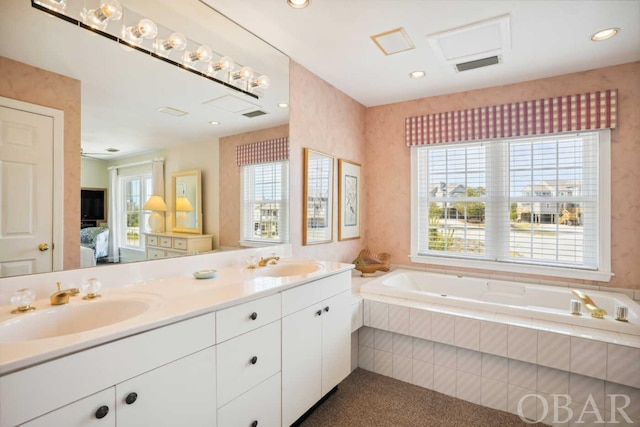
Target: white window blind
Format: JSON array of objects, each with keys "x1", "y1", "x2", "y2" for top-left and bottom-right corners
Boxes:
[
  {"x1": 241, "y1": 161, "x2": 289, "y2": 244},
  {"x1": 412, "y1": 130, "x2": 609, "y2": 278}
]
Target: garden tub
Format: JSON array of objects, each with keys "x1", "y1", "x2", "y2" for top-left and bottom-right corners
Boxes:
[{"x1": 360, "y1": 269, "x2": 640, "y2": 336}]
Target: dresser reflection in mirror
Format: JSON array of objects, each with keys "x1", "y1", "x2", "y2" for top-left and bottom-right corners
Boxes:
[{"x1": 144, "y1": 232, "x2": 213, "y2": 260}]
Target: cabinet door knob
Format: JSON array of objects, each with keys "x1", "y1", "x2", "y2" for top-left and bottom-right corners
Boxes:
[
  {"x1": 324, "y1": 306, "x2": 330, "y2": 312},
  {"x1": 316, "y1": 309, "x2": 322, "y2": 316},
  {"x1": 249, "y1": 312, "x2": 258, "y2": 320},
  {"x1": 250, "y1": 356, "x2": 258, "y2": 365},
  {"x1": 95, "y1": 405, "x2": 109, "y2": 419},
  {"x1": 251, "y1": 421, "x2": 258, "y2": 427},
  {"x1": 125, "y1": 392, "x2": 138, "y2": 405}
]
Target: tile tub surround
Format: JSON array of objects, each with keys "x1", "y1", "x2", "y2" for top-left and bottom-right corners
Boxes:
[{"x1": 357, "y1": 297, "x2": 640, "y2": 425}]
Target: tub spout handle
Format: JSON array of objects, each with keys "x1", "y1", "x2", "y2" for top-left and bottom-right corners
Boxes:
[{"x1": 571, "y1": 290, "x2": 607, "y2": 319}]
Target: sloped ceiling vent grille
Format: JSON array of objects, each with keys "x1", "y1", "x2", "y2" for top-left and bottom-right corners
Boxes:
[
  {"x1": 456, "y1": 55, "x2": 501, "y2": 72},
  {"x1": 427, "y1": 14, "x2": 510, "y2": 73},
  {"x1": 243, "y1": 110, "x2": 267, "y2": 118}
]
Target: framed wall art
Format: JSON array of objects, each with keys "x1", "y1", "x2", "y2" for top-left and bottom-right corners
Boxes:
[
  {"x1": 338, "y1": 159, "x2": 361, "y2": 240},
  {"x1": 303, "y1": 148, "x2": 334, "y2": 245}
]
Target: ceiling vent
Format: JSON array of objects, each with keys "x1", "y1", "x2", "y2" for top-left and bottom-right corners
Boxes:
[
  {"x1": 427, "y1": 14, "x2": 510, "y2": 73},
  {"x1": 243, "y1": 110, "x2": 267, "y2": 118},
  {"x1": 455, "y1": 55, "x2": 501, "y2": 72}
]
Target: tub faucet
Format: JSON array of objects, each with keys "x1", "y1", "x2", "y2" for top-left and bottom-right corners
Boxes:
[
  {"x1": 50, "y1": 282, "x2": 80, "y2": 306},
  {"x1": 571, "y1": 290, "x2": 607, "y2": 319},
  {"x1": 258, "y1": 256, "x2": 280, "y2": 267}
]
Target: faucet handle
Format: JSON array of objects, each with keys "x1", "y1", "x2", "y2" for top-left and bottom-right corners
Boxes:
[
  {"x1": 10, "y1": 288, "x2": 36, "y2": 314},
  {"x1": 82, "y1": 278, "x2": 102, "y2": 300}
]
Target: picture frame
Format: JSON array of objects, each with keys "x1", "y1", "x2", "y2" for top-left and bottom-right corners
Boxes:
[
  {"x1": 303, "y1": 148, "x2": 334, "y2": 245},
  {"x1": 338, "y1": 159, "x2": 361, "y2": 240}
]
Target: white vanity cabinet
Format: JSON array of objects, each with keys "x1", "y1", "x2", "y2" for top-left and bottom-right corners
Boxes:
[
  {"x1": 215, "y1": 293, "x2": 282, "y2": 427},
  {"x1": 0, "y1": 313, "x2": 216, "y2": 427},
  {"x1": 281, "y1": 271, "x2": 351, "y2": 426},
  {"x1": 19, "y1": 347, "x2": 216, "y2": 427}
]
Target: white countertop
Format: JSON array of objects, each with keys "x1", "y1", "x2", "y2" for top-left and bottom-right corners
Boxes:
[{"x1": 0, "y1": 260, "x2": 354, "y2": 375}]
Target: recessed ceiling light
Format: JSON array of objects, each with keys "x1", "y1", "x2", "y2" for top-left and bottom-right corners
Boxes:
[
  {"x1": 590, "y1": 28, "x2": 620, "y2": 41},
  {"x1": 278, "y1": 103, "x2": 289, "y2": 109},
  {"x1": 287, "y1": 0, "x2": 309, "y2": 9},
  {"x1": 105, "y1": 147, "x2": 120, "y2": 153},
  {"x1": 409, "y1": 71, "x2": 426, "y2": 79},
  {"x1": 209, "y1": 121, "x2": 220, "y2": 126}
]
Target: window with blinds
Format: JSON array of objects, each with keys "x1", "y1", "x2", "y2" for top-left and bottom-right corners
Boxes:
[
  {"x1": 241, "y1": 161, "x2": 289, "y2": 244},
  {"x1": 120, "y1": 174, "x2": 152, "y2": 249},
  {"x1": 411, "y1": 130, "x2": 610, "y2": 278}
]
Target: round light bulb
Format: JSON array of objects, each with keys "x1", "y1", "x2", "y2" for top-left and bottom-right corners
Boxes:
[
  {"x1": 85, "y1": 0, "x2": 122, "y2": 29},
  {"x1": 134, "y1": 19, "x2": 158, "y2": 39},
  {"x1": 196, "y1": 45, "x2": 213, "y2": 62},
  {"x1": 236, "y1": 66, "x2": 254, "y2": 81},
  {"x1": 160, "y1": 32, "x2": 187, "y2": 52},
  {"x1": 98, "y1": 0, "x2": 122, "y2": 21},
  {"x1": 252, "y1": 75, "x2": 271, "y2": 89},
  {"x1": 218, "y1": 56, "x2": 234, "y2": 70}
]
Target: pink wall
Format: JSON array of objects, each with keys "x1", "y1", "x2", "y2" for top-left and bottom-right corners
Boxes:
[
  {"x1": 0, "y1": 57, "x2": 81, "y2": 270},
  {"x1": 289, "y1": 62, "x2": 368, "y2": 263},
  {"x1": 365, "y1": 61, "x2": 640, "y2": 289},
  {"x1": 219, "y1": 124, "x2": 290, "y2": 248}
]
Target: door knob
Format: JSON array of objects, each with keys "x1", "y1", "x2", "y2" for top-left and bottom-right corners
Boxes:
[{"x1": 38, "y1": 243, "x2": 49, "y2": 251}]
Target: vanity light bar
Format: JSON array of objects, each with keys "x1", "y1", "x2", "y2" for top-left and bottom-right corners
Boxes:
[{"x1": 31, "y1": 0, "x2": 270, "y2": 100}]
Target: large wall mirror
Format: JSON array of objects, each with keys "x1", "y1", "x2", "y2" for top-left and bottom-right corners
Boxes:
[{"x1": 0, "y1": 0, "x2": 289, "y2": 277}]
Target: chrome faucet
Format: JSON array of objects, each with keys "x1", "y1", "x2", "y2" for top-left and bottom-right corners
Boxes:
[
  {"x1": 258, "y1": 256, "x2": 280, "y2": 267},
  {"x1": 50, "y1": 282, "x2": 79, "y2": 306},
  {"x1": 571, "y1": 290, "x2": 607, "y2": 319}
]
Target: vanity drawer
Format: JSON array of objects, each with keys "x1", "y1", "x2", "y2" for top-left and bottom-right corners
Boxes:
[
  {"x1": 147, "y1": 248, "x2": 166, "y2": 259},
  {"x1": 159, "y1": 237, "x2": 172, "y2": 248},
  {"x1": 282, "y1": 271, "x2": 350, "y2": 316},
  {"x1": 216, "y1": 293, "x2": 281, "y2": 343},
  {"x1": 217, "y1": 373, "x2": 281, "y2": 427},
  {"x1": 172, "y1": 238, "x2": 187, "y2": 250},
  {"x1": 216, "y1": 321, "x2": 281, "y2": 407},
  {"x1": 146, "y1": 235, "x2": 158, "y2": 246}
]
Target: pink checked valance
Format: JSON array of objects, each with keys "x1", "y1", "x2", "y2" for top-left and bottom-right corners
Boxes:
[
  {"x1": 236, "y1": 137, "x2": 289, "y2": 166},
  {"x1": 405, "y1": 90, "x2": 617, "y2": 146}
]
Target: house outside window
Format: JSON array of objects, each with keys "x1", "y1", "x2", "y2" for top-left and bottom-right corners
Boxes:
[
  {"x1": 120, "y1": 174, "x2": 152, "y2": 250},
  {"x1": 241, "y1": 161, "x2": 289, "y2": 245},
  {"x1": 411, "y1": 130, "x2": 611, "y2": 281}
]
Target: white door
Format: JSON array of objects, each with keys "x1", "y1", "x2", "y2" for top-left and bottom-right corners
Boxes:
[
  {"x1": 321, "y1": 290, "x2": 351, "y2": 395},
  {"x1": 0, "y1": 104, "x2": 54, "y2": 277},
  {"x1": 116, "y1": 347, "x2": 217, "y2": 427},
  {"x1": 281, "y1": 303, "x2": 323, "y2": 427}
]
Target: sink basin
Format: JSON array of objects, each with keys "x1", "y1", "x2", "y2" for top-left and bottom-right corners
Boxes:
[
  {"x1": 256, "y1": 261, "x2": 324, "y2": 278},
  {"x1": 0, "y1": 299, "x2": 151, "y2": 343}
]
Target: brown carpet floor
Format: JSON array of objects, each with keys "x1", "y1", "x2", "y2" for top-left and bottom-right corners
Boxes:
[{"x1": 300, "y1": 369, "x2": 547, "y2": 427}]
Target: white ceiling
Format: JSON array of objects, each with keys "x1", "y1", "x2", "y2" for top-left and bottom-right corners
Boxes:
[{"x1": 201, "y1": 0, "x2": 640, "y2": 107}]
